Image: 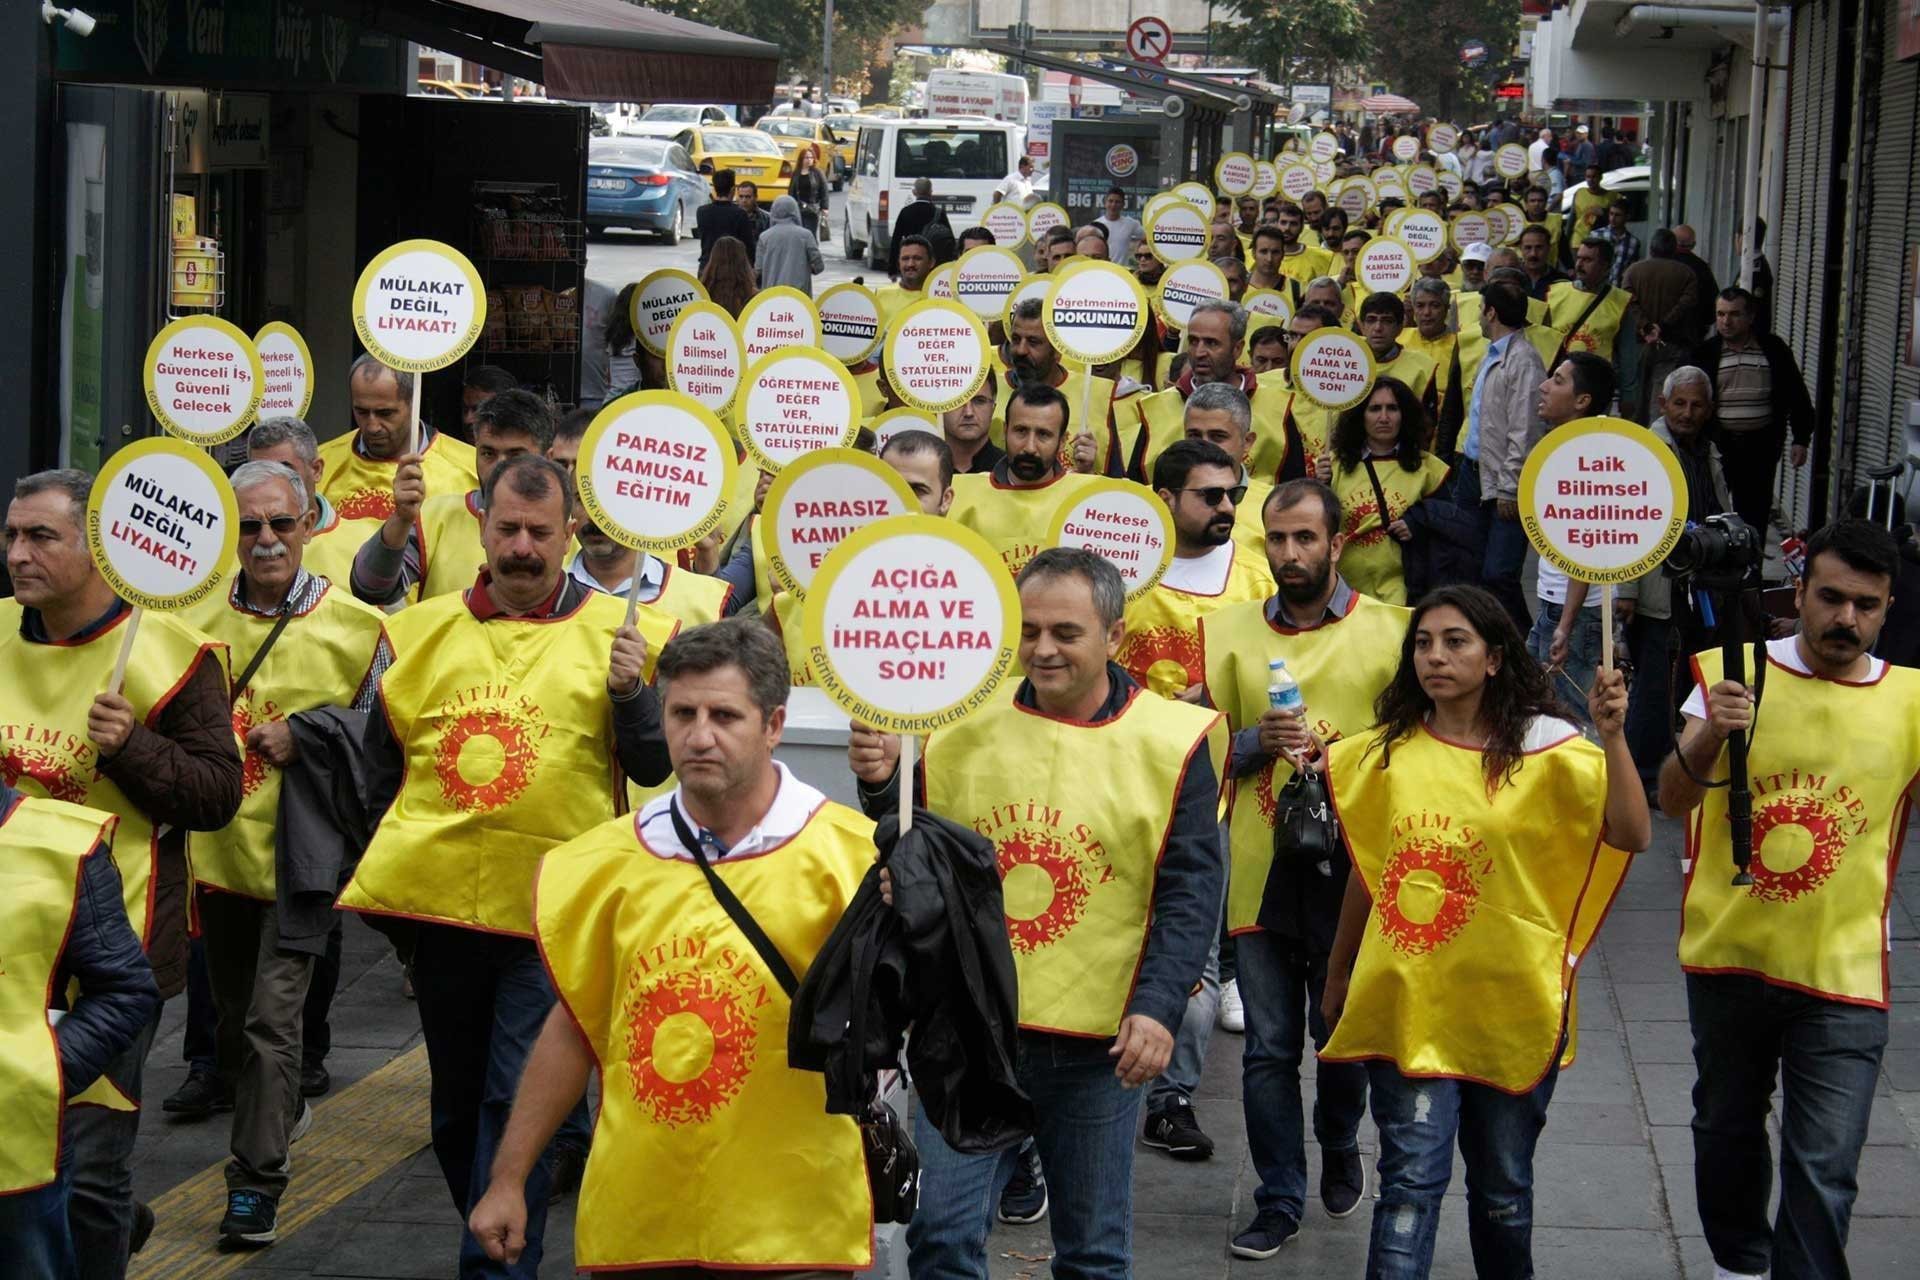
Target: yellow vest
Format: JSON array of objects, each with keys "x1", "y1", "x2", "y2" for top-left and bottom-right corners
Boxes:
[
  {"x1": 1460, "y1": 312, "x2": 1560, "y2": 373},
  {"x1": 1132, "y1": 376, "x2": 1293, "y2": 485},
  {"x1": 1322, "y1": 721, "x2": 1625, "y2": 1091},
  {"x1": 0, "y1": 602, "x2": 227, "y2": 947},
  {"x1": 1569, "y1": 190, "x2": 1608, "y2": 240},
  {"x1": 1329, "y1": 453, "x2": 1452, "y2": 605},
  {"x1": 647, "y1": 563, "x2": 731, "y2": 626},
  {"x1": 768, "y1": 590, "x2": 816, "y2": 687},
  {"x1": 1233, "y1": 476, "x2": 1274, "y2": 567},
  {"x1": 338, "y1": 591, "x2": 677, "y2": 936},
  {"x1": 179, "y1": 582, "x2": 387, "y2": 900},
  {"x1": 1118, "y1": 545, "x2": 1274, "y2": 699},
  {"x1": 875, "y1": 283, "x2": 922, "y2": 328},
  {"x1": 1401, "y1": 328, "x2": 1490, "y2": 403},
  {"x1": 948, "y1": 470, "x2": 1099, "y2": 576},
  {"x1": 316, "y1": 432, "x2": 477, "y2": 607},
  {"x1": 537, "y1": 802, "x2": 875, "y2": 1269},
  {"x1": 1679, "y1": 651, "x2": 1920, "y2": 1006},
  {"x1": 302, "y1": 505, "x2": 363, "y2": 589},
  {"x1": 923, "y1": 687, "x2": 1227, "y2": 1036},
  {"x1": 417, "y1": 491, "x2": 484, "y2": 600},
  {"x1": 1546, "y1": 282, "x2": 1633, "y2": 360},
  {"x1": 851, "y1": 361, "x2": 886, "y2": 419},
  {"x1": 991, "y1": 368, "x2": 1118, "y2": 475},
  {"x1": 0, "y1": 796, "x2": 117, "y2": 1194},
  {"x1": 1200, "y1": 594, "x2": 1409, "y2": 932},
  {"x1": 1375, "y1": 346, "x2": 1437, "y2": 404},
  {"x1": 1279, "y1": 245, "x2": 1335, "y2": 289}
]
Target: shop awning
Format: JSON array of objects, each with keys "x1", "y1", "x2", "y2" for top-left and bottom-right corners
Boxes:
[{"x1": 325, "y1": 0, "x2": 782, "y2": 104}]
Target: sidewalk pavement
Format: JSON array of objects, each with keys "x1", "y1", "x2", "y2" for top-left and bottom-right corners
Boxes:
[{"x1": 128, "y1": 810, "x2": 1920, "y2": 1277}]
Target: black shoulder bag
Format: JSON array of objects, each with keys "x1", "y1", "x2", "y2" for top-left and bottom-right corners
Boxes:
[{"x1": 670, "y1": 804, "x2": 920, "y2": 1224}]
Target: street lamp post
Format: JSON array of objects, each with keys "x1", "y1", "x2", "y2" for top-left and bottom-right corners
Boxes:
[{"x1": 823, "y1": 0, "x2": 834, "y2": 111}]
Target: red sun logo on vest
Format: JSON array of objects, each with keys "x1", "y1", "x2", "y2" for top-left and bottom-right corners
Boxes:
[
  {"x1": 231, "y1": 704, "x2": 273, "y2": 799},
  {"x1": 997, "y1": 827, "x2": 1092, "y2": 953},
  {"x1": 1377, "y1": 835, "x2": 1481, "y2": 955},
  {"x1": 434, "y1": 708, "x2": 541, "y2": 813},
  {"x1": 1343, "y1": 495, "x2": 1388, "y2": 548},
  {"x1": 624, "y1": 968, "x2": 758, "y2": 1127},
  {"x1": 1117, "y1": 625, "x2": 1204, "y2": 696},
  {"x1": 1746, "y1": 791, "x2": 1849, "y2": 903},
  {"x1": 335, "y1": 487, "x2": 396, "y2": 521},
  {"x1": 2, "y1": 745, "x2": 90, "y2": 805}
]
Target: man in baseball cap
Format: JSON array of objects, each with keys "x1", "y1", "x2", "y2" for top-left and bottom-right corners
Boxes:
[{"x1": 1461, "y1": 242, "x2": 1493, "y2": 293}]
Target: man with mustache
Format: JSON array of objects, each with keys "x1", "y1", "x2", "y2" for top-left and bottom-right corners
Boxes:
[
  {"x1": 991, "y1": 297, "x2": 1119, "y2": 475},
  {"x1": 1196, "y1": 477, "x2": 1408, "y2": 1259},
  {"x1": 949, "y1": 381, "x2": 1100, "y2": 576},
  {"x1": 1661, "y1": 518, "x2": 1920, "y2": 1280},
  {"x1": 176, "y1": 460, "x2": 388, "y2": 1248},
  {"x1": 338, "y1": 455, "x2": 677, "y2": 1278},
  {"x1": 1128, "y1": 301, "x2": 1301, "y2": 484}
]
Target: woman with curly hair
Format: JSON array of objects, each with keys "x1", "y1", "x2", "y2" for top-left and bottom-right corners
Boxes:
[
  {"x1": 1315, "y1": 376, "x2": 1451, "y2": 604},
  {"x1": 698, "y1": 235, "x2": 757, "y2": 318},
  {"x1": 1317, "y1": 584, "x2": 1647, "y2": 1280}
]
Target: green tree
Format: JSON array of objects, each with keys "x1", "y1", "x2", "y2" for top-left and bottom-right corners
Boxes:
[
  {"x1": 651, "y1": 0, "x2": 921, "y2": 81},
  {"x1": 1364, "y1": 0, "x2": 1519, "y2": 121},
  {"x1": 1211, "y1": 0, "x2": 1372, "y2": 88}
]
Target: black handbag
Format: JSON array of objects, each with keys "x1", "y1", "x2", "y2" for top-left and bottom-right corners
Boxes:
[
  {"x1": 672, "y1": 805, "x2": 920, "y2": 1223},
  {"x1": 1270, "y1": 760, "x2": 1340, "y2": 865}
]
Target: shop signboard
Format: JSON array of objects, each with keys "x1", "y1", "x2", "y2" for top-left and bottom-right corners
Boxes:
[{"x1": 54, "y1": 2, "x2": 408, "y2": 93}]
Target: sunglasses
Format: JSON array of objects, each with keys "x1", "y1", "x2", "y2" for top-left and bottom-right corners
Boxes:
[
  {"x1": 238, "y1": 516, "x2": 301, "y2": 537},
  {"x1": 1172, "y1": 485, "x2": 1248, "y2": 508}
]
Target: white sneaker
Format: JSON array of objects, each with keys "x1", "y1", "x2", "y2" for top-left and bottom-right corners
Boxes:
[
  {"x1": 1711, "y1": 1270, "x2": 1766, "y2": 1280},
  {"x1": 289, "y1": 1100, "x2": 314, "y2": 1144},
  {"x1": 1218, "y1": 979, "x2": 1246, "y2": 1033}
]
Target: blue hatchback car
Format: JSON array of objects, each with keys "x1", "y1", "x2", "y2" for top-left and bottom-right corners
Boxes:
[{"x1": 585, "y1": 136, "x2": 707, "y2": 243}]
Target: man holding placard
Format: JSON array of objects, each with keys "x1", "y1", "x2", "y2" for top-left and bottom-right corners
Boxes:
[
  {"x1": 1356, "y1": 293, "x2": 1439, "y2": 416},
  {"x1": 1128, "y1": 302, "x2": 1295, "y2": 483},
  {"x1": 850, "y1": 548, "x2": 1227, "y2": 1280},
  {"x1": 1400, "y1": 279, "x2": 1487, "y2": 460},
  {"x1": 992, "y1": 298, "x2": 1119, "y2": 476},
  {"x1": 941, "y1": 368, "x2": 1005, "y2": 476},
  {"x1": 178, "y1": 460, "x2": 389, "y2": 1248},
  {"x1": 338, "y1": 455, "x2": 676, "y2": 1277},
  {"x1": 3, "y1": 465, "x2": 244, "y2": 1276},
  {"x1": 951, "y1": 382, "x2": 1100, "y2": 576}
]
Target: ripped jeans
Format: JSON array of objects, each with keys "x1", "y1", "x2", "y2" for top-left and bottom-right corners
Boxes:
[{"x1": 1363, "y1": 1060, "x2": 1560, "y2": 1279}]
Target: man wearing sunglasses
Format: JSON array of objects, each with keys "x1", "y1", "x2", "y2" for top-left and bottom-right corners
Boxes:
[{"x1": 176, "y1": 460, "x2": 389, "y2": 1248}]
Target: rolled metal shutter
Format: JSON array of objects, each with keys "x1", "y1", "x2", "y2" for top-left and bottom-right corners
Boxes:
[{"x1": 1851, "y1": 1, "x2": 1920, "y2": 484}]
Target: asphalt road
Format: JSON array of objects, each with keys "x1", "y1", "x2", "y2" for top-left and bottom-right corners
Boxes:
[{"x1": 585, "y1": 214, "x2": 880, "y2": 298}]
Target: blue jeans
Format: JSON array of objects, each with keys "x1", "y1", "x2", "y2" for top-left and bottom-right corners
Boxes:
[
  {"x1": 1451, "y1": 458, "x2": 1533, "y2": 633},
  {"x1": 0, "y1": 1164, "x2": 77, "y2": 1279},
  {"x1": 1687, "y1": 972, "x2": 1887, "y2": 1279},
  {"x1": 1525, "y1": 600, "x2": 1602, "y2": 725},
  {"x1": 1624, "y1": 613, "x2": 1675, "y2": 785},
  {"x1": 411, "y1": 924, "x2": 585, "y2": 1279},
  {"x1": 1365, "y1": 1060, "x2": 1560, "y2": 1279},
  {"x1": 908, "y1": 1032, "x2": 1143, "y2": 1280},
  {"x1": 1237, "y1": 929, "x2": 1368, "y2": 1220}
]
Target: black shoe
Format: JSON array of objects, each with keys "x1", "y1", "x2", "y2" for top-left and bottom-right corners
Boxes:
[
  {"x1": 219, "y1": 1189, "x2": 279, "y2": 1246},
  {"x1": 547, "y1": 1143, "x2": 586, "y2": 1205},
  {"x1": 1321, "y1": 1146, "x2": 1367, "y2": 1218},
  {"x1": 1141, "y1": 1096, "x2": 1215, "y2": 1161},
  {"x1": 129, "y1": 1201, "x2": 155, "y2": 1254},
  {"x1": 1229, "y1": 1209, "x2": 1301, "y2": 1259},
  {"x1": 300, "y1": 1060, "x2": 331, "y2": 1098},
  {"x1": 161, "y1": 1070, "x2": 233, "y2": 1118},
  {"x1": 996, "y1": 1146, "x2": 1048, "y2": 1224}
]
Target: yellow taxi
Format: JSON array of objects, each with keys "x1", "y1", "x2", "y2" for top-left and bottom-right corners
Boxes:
[
  {"x1": 675, "y1": 125, "x2": 793, "y2": 201},
  {"x1": 757, "y1": 116, "x2": 842, "y2": 185}
]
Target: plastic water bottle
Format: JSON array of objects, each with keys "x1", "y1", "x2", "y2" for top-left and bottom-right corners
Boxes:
[{"x1": 1268, "y1": 659, "x2": 1304, "y2": 714}]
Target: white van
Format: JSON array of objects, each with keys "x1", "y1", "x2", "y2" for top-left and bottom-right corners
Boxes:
[
  {"x1": 842, "y1": 118, "x2": 1024, "y2": 271},
  {"x1": 925, "y1": 69, "x2": 1029, "y2": 126}
]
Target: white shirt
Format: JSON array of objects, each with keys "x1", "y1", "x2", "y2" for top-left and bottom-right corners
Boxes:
[
  {"x1": 636, "y1": 762, "x2": 827, "y2": 861},
  {"x1": 1528, "y1": 138, "x2": 1550, "y2": 172},
  {"x1": 566, "y1": 549, "x2": 667, "y2": 601},
  {"x1": 1000, "y1": 170, "x2": 1034, "y2": 204},
  {"x1": 1159, "y1": 539, "x2": 1236, "y2": 593},
  {"x1": 1681, "y1": 636, "x2": 1885, "y2": 720},
  {"x1": 1096, "y1": 214, "x2": 1144, "y2": 263},
  {"x1": 1535, "y1": 560, "x2": 1600, "y2": 609}
]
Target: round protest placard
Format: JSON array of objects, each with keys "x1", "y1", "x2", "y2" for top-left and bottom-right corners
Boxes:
[
  {"x1": 1289, "y1": 328, "x2": 1378, "y2": 412},
  {"x1": 1048, "y1": 479, "x2": 1174, "y2": 598},
  {"x1": 815, "y1": 282, "x2": 882, "y2": 366},
  {"x1": 576, "y1": 390, "x2": 738, "y2": 553},
  {"x1": 926, "y1": 264, "x2": 957, "y2": 301},
  {"x1": 1373, "y1": 171, "x2": 1406, "y2": 203},
  {"x1": 253, "y1": 321, "x2": 312, "y2": 421},
  {"x1": 1482, "y1": 204, "x2": 1510, "y2": 246},
  {"x1": 982, "y1": 201, "x2": 1029, "y2": 245},
  {"x1": 142, "y1": 316, "x2": 263, "y2": 446},
  {"x1": 1278, "y1": 162, "x2": 1318, "y2": 202},
  {"x1": 1382, "y1": 207, "x2": 1410, "y2": 239},
  {"x1": 1146, "y1": 199, "x2": 1210, "y2": 264},
  {"x1": 1215, "y1": 152, "x2": 1256, "y2": 197},
  {"x1": 1451, "y1": 211, "x2": 1493, "y2": 254},
  {"x1": 1518, "y1": 417, "x2": 1689, "y2": 585},
  {"x1": 883, "y1": 299, "x2": 987, "y2": 413},
  {"x1": 761, "y1": 448, "x2": 921, "y2": 595},
  {"x1": 1244, "y1": 287, "x2": 1294, "y2": 328},
  {"x1": 1427, "y1": 123, "x2": 1460, "y2": 155},
  {"x1": 1005, "y1": 273, "x2": 1051, "y2": 328},
  {"x1": 1494, "y1": 143, "x2": 1529, "y2": 179},
  {"x1": 1398, "y1": 210, "x2": 1448, "y2": 264},
  {"x1": 665, "y1": 302, "x2": 745, "y2": 417},
  {"x1": 870, "y1": 406, "x2": 941, "y2": 452},
  {"x1": 1496, "y1": 203, "x2": 1526, "y2": 245},
  {"x1": 1437, "y1": 170, "x2": 1463, "y2": 201},
  {"x1": 87, "y1": 436, "x2": 237, "y2": 611},
  {"x1": 630, "y1": 268, "x2": 707, "y2": 356},
  {"x1": 1355, "y1": 236, "x2": 1417, "y2": 294},
  {"x1": 1336, "y1": 183, "x2": 1370, "y2": 221},
  {"x1": 1348, "y1": 172, "x2": 1380, "y2": 206},
  {"x1": 1309, "y1": 131, "x2": 1341, "y2": 165},
  {"x1": 1313, "y1": 158, "x2": 1337, "y2": 186},
  {"x1": 1043, "y1": 259, "x2": 1149, "y2": 366},
  {"x1": 738, "y1": 347, "x2": 860, "y2": 473},
  {"x1": 1391, "y1": 134, "x2": 1420, "y2": 163},
  {"x1": 1025, "y1": 202, "x2": 1070, "y2": 242},
  {"x1": 1155, "y1": 260, "x2": 1229, "y2": 331},
  {"x1": 953, "y1": 244, "x2": 1026, "y2": 322},
  {"x1": 1252, "y1": 160, "x2": 1279, "y2": 199},
  {"x1": 800, "y1": 515, "x2": 1020, "y2": 735},
  {"x1": 1172, "y1": 182, "x2": 1216, "y2": 221},
  {"x1": 739, "y1": 286, "x2": 821, "y2": 363},
  {"x1": 351, "y1": 238, "x2": 485, "y2": 372},
  {"x1": 1407, "y1": 164, "x2": 1439, "y2": 197},
  {"x1": 1142, "y1": 191, "x2": 1183, "y2": 225}
]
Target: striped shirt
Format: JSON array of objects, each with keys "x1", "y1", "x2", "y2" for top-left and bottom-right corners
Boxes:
[{"x1": 1715, "y1": 345, "x2": 1772, "y2": 434}]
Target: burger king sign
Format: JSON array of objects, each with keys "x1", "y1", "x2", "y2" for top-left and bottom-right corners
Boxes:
[{"x1": 1106, "y1": 145, "x2": 1140, "y2": 178}]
